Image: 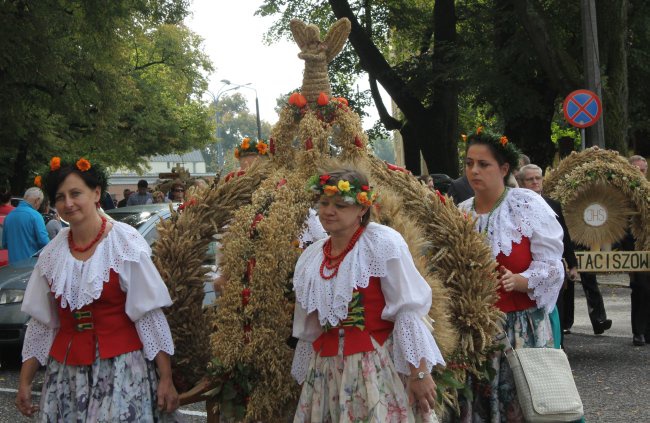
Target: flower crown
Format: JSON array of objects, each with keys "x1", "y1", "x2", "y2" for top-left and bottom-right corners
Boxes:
[
  {"x1": 307, "y1": 174, "x2": 378, "y2": 207},
  {"x1": 49, "y1": 156, "x2": 92, "y2": 172},
  {"x1": 34, "y1": 157, "x2": 92, "y2": 188},
  {"x1": 234, "y1": 138, "x2": 268, "y2": 159},
  {"x1": 40, "y1": 156, "x2": 109, "y2": 198},
  {"x1": 463, "y1": 126, "x2": 521, "y2": 171}
]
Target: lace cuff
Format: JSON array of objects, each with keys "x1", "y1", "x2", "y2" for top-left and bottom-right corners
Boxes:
[
  {"x1": 135, "y1": 309, "x2": 175, "y2": 360},
  {"x1": 391, "y1": 312, "x2": 445, "y2": 375},
  {"x1": 22, "y1": 319, "x2": 56, "y2": 365},
  {"x1": 291, "y1": 340, "x2": 314, "y2": 384},
  {"x1": 521, "y1": 259, "x2": 565, "y2": 313}
]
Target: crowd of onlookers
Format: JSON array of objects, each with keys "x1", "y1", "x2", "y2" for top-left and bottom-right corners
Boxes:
[{"x1": 116, "y1": 178, "x2": 210, "y2": 207}]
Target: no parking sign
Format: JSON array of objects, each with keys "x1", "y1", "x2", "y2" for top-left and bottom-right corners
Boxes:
[{"x1": 563, "y1": 89, "x2": 602, "y2": 128}]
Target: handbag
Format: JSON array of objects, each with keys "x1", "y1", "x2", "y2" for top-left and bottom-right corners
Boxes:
[{"x1": 502, "y1": 333, "x2": 584, "y2": 422}]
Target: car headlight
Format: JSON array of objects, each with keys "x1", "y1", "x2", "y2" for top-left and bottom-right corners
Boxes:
[{"x1": 0, "y1": 289, "x2": 25, "y2": 304}]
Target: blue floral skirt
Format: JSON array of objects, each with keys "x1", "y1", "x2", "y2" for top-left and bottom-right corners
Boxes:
[
  {"x1": 38, "y1": 349, "x2": 183, "y2": 422},
  {"x1": 460, "y1": 307, "x2": 553, "y2": 423}
]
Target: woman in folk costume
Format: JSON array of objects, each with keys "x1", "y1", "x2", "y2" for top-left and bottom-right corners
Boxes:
[
  {"x1": 15, "y1": 158, "x2": 181, "y2": 422},
  {"x1": 291, "y1": 168, "x2": 446, "y2": 422},
  {"x1": 225, "y1": 137, "x2": 269, "y2": 182},
  {"x1": 457, "y1": 130, "x2": 565, "y2": 422}
]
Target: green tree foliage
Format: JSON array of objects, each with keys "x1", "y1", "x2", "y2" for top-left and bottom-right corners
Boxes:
[
  {"x1": 259, "y1": 0, "x2": 463, "y2": 176},
  {"x1": 628, "y1": 0, "x2": 650, "y2": 155},
  {"x1": 203, "y1": 93, "x2": 273, "y2": 173},
  {"x1": 370, "y1": 137, "x2": 396, "y2": 163},
  {"x1": 259, "y1": 0, "x2": 650, "y2": 173},
  {"x1": 0, "y1": 0, "x2": 213, "y2": 192}
]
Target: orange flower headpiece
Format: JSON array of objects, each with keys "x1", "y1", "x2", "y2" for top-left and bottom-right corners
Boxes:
[
  {"x1": 76, "y1": 158, "x2": 91, "y2": 172},
  {"x1": 307, "y1": 173, "x2": 378, "y2": 207},
  {"x1": 50, "y1": 157, "x2": 61, "y2": 171},
  {"x1": 234, "y1": 137, "x2": 269, "y2": 159},
  {"x1": 43, "y1": 156, "x2": 108, "y2": 198}
]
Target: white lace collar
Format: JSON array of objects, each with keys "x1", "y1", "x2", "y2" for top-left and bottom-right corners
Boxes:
[
  {"x1": 293, "y1": 222, "x2": 405, "y2": 327},
  {"x1": 36, "y1": 222, "x2": 151, "y2": 310},
  {"x1": 459, "y1": 188, "x2": 557, "y2": 257}
]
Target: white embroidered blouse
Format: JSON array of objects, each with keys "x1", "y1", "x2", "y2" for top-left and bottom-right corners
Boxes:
[
  {"x1": 459, "y1": 188, "x2": 565, "y2": 313},
  {"x1": 291, "y1": 222, "x2": 445, "y2": 384},
  {"x1": 21, "y1": 222, "x2": 175, "y2": 365}
]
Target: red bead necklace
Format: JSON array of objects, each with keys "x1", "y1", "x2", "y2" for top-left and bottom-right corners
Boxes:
[
  {"x1": 320, "y1": 225, "x2": 365, "y2": 280},
  {"x1": 68, "y1": 216, "x2": 108, "y2": 253}
]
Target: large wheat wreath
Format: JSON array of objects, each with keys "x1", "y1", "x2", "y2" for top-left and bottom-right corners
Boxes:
[
  {"x1": 153, "y1": 18, "x2": 502, "y2": 422},
  {"x1": 544, "y1": 147, "x2": 650, "y2": 251}
]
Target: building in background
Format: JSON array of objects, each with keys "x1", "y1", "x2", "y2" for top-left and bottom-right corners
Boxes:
[{"x1": 108, "y1": 150, "x2": 209, "y2": 202}]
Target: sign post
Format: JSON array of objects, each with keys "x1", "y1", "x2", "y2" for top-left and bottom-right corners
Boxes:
[{"x1": 563, "y1": 89, "x2": 602, "y2": 151}]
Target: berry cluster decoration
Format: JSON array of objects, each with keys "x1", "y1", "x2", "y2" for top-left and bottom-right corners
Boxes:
[{"x1": 287, "y1": 91, "x2": 349, "y2": 124}]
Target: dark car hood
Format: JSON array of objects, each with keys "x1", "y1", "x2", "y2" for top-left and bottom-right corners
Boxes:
[{"x1": 0, "y1": 257, "x2": 37, "y2": 290}]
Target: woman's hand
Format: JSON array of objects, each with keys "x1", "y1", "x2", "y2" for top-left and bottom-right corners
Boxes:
[
  {"x1": 498, "y1": 266, "x2": 529, "y2": 293},
  {"x1": 407, "y1": 372, "x2": 437, "y2": 414},
  {"x1": 15, "y1": 358, "x2": 40, "y2": 417},
  {"x1": 156, "y1": 376, "x2": 180, "y2": 413},
  {"x1": 154, "y1": 351, "x2": 179, "y2": 413},
  {"x1": 15, "y1": 382, "x2": 39, "y2": 417}
]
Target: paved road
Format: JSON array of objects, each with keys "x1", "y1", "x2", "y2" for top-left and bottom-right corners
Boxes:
[
  {"x1": 565, "y1": 277, "x2": 650, "y2": 422},
  {"x1": 1, "y1": 275, "x2": 648, "y2": 422}
]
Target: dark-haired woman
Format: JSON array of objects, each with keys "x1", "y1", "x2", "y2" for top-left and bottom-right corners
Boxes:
[
  {"x1": 458, "y1": 133, "x2": 564, "y2": 422},
  {"x1": 292, "y1": 168, "x2": 445, "y2": 422},
  {"x1": 0, "y1": 187, "x2": 15, "y2": 216},
  {"x1": 15, "y1": 158, "x2": 181, "y2": 421}
]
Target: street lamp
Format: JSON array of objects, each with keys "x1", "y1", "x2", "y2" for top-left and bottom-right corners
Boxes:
[
  {"x1": 223, "y1": 80, "x2": 262, "y2": 141},
  {"x1": 206, "y1": 80, "x2": 239, "y2": 170}
]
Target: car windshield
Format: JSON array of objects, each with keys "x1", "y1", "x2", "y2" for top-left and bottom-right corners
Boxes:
[{"x1": 107, "y1": 211, "x2": 156, "y2": 230}]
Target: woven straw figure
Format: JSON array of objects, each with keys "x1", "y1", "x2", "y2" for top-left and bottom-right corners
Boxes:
[
  {"x1": 290, "y1": 18, "x2": 351, "y2": 103},
  {"x1": 154, "y1": 18, "x2": 503, "y2": 422}
]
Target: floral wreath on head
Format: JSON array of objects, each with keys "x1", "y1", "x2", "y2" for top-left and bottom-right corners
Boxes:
[
  {"x1": 307, "y1": 173, "x2": 378, "y2": 207},
  {"x1": 39, "y1": 156, "x2": 109, "y2": 197},
  {"x1": 234, "y1": 137, "x2": 269, "y2": 159},
  {"x1": 462, "y1": 126, "x2": 521, "y2": 172}
]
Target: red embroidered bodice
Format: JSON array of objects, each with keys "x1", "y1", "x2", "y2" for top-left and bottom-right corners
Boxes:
[
  {"x1": 49, "y1": 270, "x2": 143, "y2": 365},
  {"x1": 312, "y1": 276, "x2": 394, "y2": 357},
  {"x1": 495, "y1": 236, "x2": 537, "y2": 312}
]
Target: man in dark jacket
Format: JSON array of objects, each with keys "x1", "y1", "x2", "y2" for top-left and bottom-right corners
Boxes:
[
  {"x1": 447, "y1": 175, "x2": 474, "y2": 204},
  {"x1": 520, "y1": 164, "x2": 611, "y2": 336},
  {"x1": 627, "y1": 155, "x2": 649, "y2": 346}
]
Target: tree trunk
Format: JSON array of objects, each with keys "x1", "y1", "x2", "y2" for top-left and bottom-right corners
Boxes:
[
  {"x1": 12, "y1": 143, "x2": 29, "y2": 195},
  {"x1": 597, "y1": 0, "x2": 629, "y2": 154},
  {"x1": 504, "y1": 89, "x2": 557, "y2": 171},
  {"x1": 427, "y1": 0, "x2": 459, "y2": 177},
  {"x1": 510, "y1": 0, "x2": 581, "y2": 95},
  {"x1": 328, "y1": 0, "x2": 457, "y2": 175}
]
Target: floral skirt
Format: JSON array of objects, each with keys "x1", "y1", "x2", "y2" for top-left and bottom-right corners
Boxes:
[
  {"x1": 459, "y1": 307, "x2": 553, "y2": 423},
  {"x1": 294, "y1": 336, "x2": 439, "y2": 423},
  {"x1": 39, "y1": 349, "x2": 183, "y2": 422}
]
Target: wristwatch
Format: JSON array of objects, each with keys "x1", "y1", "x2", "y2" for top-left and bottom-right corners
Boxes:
[{"x1": 413, "y1": 371, "x2": 426, "y2": 381}]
